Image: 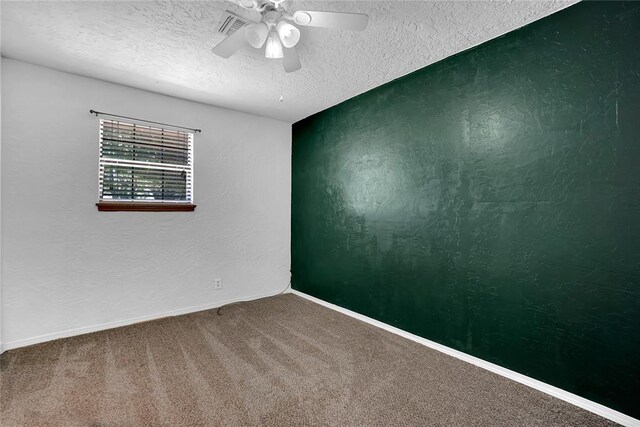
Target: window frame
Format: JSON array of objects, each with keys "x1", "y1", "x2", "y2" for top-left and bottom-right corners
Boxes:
[{"x1": 96, "y1": 118, "x2": 196, "y2": 212}]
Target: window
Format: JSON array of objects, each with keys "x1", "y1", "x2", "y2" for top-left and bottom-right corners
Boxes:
[{"x1": 97, "y1": 119, "x2": 195, "y2": 211}]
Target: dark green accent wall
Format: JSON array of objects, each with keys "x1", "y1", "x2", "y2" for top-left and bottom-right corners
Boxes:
[{"x1": 292, "y1": 1, "x2": 640, "y2": 418}]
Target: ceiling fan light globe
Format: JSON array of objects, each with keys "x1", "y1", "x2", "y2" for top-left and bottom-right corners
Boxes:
[
  {"x1": 276, "y1": 21, "x2": 300, "y2": 48},
  {"x1": 245, "y1": 23, "x2": 269, "y2": 48},
  {"x1": 265, "y1": 32, "x2": 284, "y2": 59},
  {"x1": 292, "y1": 11, "x2": 312, "y2": 26}
]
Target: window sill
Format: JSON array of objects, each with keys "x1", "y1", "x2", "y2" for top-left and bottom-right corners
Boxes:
[{"x1": 96, "y1": 202, "x2": 196, "y2": 212}]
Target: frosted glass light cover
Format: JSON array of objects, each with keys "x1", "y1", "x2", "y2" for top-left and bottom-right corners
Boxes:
[
  {"x1": 265, "y1": 32, "x2": 284, "y2": 59},
  {"x1": 276, "y1": 21, "x2": 301, "y2": 48},
  {"x1": 245, "y1": 23, "x2": 269, "y2": 48}
]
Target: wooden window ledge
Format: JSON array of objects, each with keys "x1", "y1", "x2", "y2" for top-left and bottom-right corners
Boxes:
[{"x1": 97, "y1": 202, "x2": 196, "y2": 212}]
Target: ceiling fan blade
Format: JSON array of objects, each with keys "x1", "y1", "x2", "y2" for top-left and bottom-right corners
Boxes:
[
  {"x1": 283, "y1": 47, "x2": 301, "y2": 73},
  {"x1": 212, "y1": 26, "x2": 249, "y2": 58},
  {"x1": 292, "y1": 10, "x2": 369, "y2": 31}
]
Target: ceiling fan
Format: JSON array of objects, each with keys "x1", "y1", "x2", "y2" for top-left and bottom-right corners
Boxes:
[{"x1": 212, "y1": 0, "x2": 369, "y2": 73}]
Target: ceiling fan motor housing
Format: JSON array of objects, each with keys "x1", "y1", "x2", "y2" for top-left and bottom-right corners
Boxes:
[{"x1": 263, "y1": 11, "x2": 282, "y2": 28}]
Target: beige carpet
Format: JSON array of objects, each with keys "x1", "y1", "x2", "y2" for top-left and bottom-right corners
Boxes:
[{"x1": 1, "y1": 293, "x2": 615, "y2": 426}]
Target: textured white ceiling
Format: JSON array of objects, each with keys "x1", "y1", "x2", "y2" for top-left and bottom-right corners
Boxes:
[{"x1": 1, "y1": 0, "x2": 577, "y2": 123}]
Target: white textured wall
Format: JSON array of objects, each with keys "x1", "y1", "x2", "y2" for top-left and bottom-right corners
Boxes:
[{"x1": 0, "y1": 58, "x2": 291, "y2": 349}]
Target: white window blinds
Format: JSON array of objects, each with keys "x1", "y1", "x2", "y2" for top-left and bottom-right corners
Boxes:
[{"x1": 98, "y1": 119, "x2": 194, "y2": 203}]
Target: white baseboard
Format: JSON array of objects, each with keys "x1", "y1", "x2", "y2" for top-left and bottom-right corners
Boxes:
[
  {"x1": 290, "y1": 289, "x2": 639, "y2": 427},
  {"x1": 1, "y1": 288, "x2": 289, "y2": 353}
]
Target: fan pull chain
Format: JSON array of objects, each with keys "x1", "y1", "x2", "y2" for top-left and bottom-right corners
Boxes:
[
  {"x1": 279, "y1": 61, "x2": 284, "y2": 102},
  {"x1": 271, "y1": 58, "x2": 284, "y2": 102}
]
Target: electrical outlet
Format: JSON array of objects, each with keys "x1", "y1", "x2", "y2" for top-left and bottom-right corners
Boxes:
[{"x1": 214, "y1": 278, "x2": 222, "y2": 290}]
